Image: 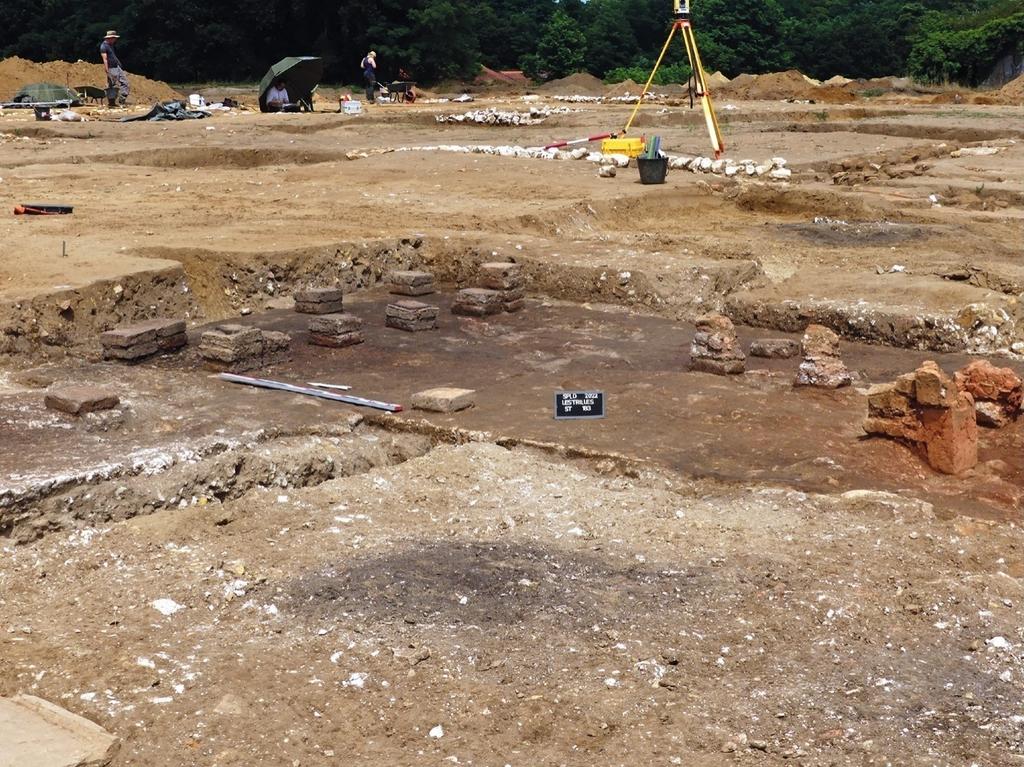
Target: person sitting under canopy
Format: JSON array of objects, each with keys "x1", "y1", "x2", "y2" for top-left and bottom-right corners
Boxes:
[{"x1": 265, "y1": 80, "x2": 291, "y2": 112}]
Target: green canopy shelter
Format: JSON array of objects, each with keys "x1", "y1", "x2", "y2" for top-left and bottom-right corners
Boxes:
[
  {"x1": 258, "y1": 56, "x2": 323, "y2": 112},
  {"x1": 12, "y1": 82, "x2": 80, "y2": 105}
]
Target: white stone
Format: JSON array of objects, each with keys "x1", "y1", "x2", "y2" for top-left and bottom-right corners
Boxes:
[{"x1": 151, "y1": 598, "x2": 185, "y2": 616}]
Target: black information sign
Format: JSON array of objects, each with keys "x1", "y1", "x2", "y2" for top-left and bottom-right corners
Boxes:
[{"x1": 554, "y1": 391, "x2": 606, "y2": 420}]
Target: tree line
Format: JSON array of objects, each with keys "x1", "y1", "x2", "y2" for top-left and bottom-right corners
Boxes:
[{"x1": 1, "y1": 0, "x2": 1021, "y2": 86}]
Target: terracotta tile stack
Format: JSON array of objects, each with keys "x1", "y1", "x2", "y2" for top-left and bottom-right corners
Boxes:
[
  {"x1": 688, "y1": 313, "x2": 745, "y2": 375},
  {"x1": 294, "y1": 287, "x2": 344, "y2": 315},
  {"x1": 199, "y1": 325, "x2": 291, "y2": 372},
  {"x1": 101, "y1": 318, "x2": 187, "y2": 362},
  {"x1": 388, "y1": 270, "x2": 435, "y2": 297},
  {"x1": 479, "y1": 262, "x2": 525, "y2": 312},
  {"x1": 386, "y1": 300, "x2": 439, "y2": 332},
  {"x1": 452, "y1": 288, "x2": 503, "y2": 317},
  {"x1": 308, "y1": 313, "x2": 364, "y2": 348}
]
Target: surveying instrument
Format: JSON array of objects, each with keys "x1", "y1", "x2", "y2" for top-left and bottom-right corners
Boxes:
[{"x1": 617, "y1": 0, "x2": 725, "y2": 158}]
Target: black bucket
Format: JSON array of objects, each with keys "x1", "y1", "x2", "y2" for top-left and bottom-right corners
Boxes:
[
  {"x1": 637, "y1": 157, "x2": 668, "y2": 184},
  {"x1": 33, "y1": 105, "x2": 51, "y2": 121}
]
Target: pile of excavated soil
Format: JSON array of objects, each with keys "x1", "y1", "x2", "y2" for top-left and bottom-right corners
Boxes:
[
  {"x1": 1001, "y1": 73, "x2": 1024, "y2": 100},
  {"x1": 538, "y1": 72, "x2": 606, "y2": 96},
  {"x1": 720, "y1": 69, "x2": 853, "y2": 103},
  {"x1": 654, "y1": 82, "x2": 688, "y2": 96},
  {"x1": 824, "y1": 74, "x2": 853, "y2": 86},
  {"x1": 0, "y1": 55, "x2": 181, "y2": 103},
  {"x1": 706, "y1": 70, "x2": 731, "y2": 88},
  {"x1": 605, "y1": 78, "x2": 643, "y2": 97}
]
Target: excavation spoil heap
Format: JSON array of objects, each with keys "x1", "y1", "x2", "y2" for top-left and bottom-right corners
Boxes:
[
  {"x1": 864, "y1": 360, "x2": 978, "y2": 475},
  {"x1": 689, "y1": 313, "x2": 745, "y2": 375},
  {"x1": 308, "y1": 313, "x2": 364, "y2": 348},
  {"x1": 795, "y1": 324, "x2": 852, "y2": 388}
]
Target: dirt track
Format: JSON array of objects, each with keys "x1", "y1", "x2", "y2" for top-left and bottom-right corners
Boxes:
[{"x1": 1, "y1": 92, "x2": 1023, "y2": 765}]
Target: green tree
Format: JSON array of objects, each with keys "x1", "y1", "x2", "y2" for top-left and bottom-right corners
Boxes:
[
  {"x1": 521, "y1": 9, "x2": 586, "y2": 80},
  {"x1": 691, "y1": 0, "x2": 792, "y2": 76},
  {"x1": 585, "y1": 0, "x2": 639, "y2": 76}
]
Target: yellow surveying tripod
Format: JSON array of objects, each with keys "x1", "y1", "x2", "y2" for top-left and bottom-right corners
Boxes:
[{"x1": 622, "y1": 0, "x2": 725, "y2": 157}]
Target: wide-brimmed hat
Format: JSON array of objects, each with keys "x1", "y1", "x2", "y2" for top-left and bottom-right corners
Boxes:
[{"x1": 104, "y1": 30, "x2": 120, "y2": 39}]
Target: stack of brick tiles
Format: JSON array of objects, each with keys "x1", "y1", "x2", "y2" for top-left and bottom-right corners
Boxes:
[
  {"x1": 479, "y1": 261, "x2": 525, "y2": 312},
  {"x1": 308, "y1": 313, "x2": 364, "y2": 348},
  {"x1": 388, "y1": 271, "x2": 435, "y2": 297},
  {"x1": 386, "y1": 300, "x2": 439, "y2": 332},
  {"x1": 199, "y1": 324, "x2": 291, "y2": 372},
  {"x1": 294, "y1": 287, "x2": 344, "y2": 315},
  {"x1": 452, "y1": 288, "x2": 503, "y2": 317},
  {"x1": 101, "y1": 318, "x2": 187, "y2": 362}
]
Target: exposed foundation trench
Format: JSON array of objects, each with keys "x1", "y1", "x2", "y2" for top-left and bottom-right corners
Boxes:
[{"x1": 1, "y1": 424, "x2": 434, "y2": 542}]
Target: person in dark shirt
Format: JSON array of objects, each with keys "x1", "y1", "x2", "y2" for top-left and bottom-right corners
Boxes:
[
  {"x1": 100, "y1": 30, "x2": 129, "y2": 107},
  {"x1": 361, "y1": 51, "x2": 377, "y2": 103}
]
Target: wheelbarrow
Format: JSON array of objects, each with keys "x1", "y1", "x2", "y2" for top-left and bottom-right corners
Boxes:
[{"x1": 387, "y1": 81, "x2": 417, "y2": 103}]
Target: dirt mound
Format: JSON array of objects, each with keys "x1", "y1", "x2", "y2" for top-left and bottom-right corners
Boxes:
[
  {"x1": 654, "y1": 83, "x2": 688, "y2": 96},
  {"x1": 706, "y1": 71, "x2": 731, "y2": 89},
  {"x1": 605, "y1": 79, "x2": 643, "y2": 97},
  {"x1": 538, "y1": 72, "x2": 606, "y2": 96},
  {"x1": 824, "y1": 75, "x2": 852, "y2": 86},
  {"x1": 0, "y1": 55, "x2": 180, "y2": 103},
  {"x1": 1001, "y1": 73, "x2": 1024, "y2": 100},
  {"x1": 720, "y1": 69, "x2": 853, "y2": 103}
]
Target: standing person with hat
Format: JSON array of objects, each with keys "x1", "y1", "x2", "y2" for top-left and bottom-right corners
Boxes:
[
  {"x1": 100, "y1": 30, "x2": 129, "y2": 107},
  {"x1": 361, "y1": 51, "x2": 377, "y2": 103}
]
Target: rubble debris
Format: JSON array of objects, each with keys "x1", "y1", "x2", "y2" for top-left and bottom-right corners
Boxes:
[
  {"x1": 795, "y1": 324, "x2": 852, "y2": 388},
  {"x1": 749, "y1": 338, "x2": 800, "y2": 359},
  {"x1": 44, "y1": 385, "x2": 119, "y2": 415},
  {"x1": 100, "y1": 318, "x2": 186, "y2": 361},
  {"x1": 435, "y1": 106, "x2": 571, "y2": 125},
  {"x1": 452, "y1": 287, "x2": 504, "y2": 317},
  {"x1": 411, "y1": 387, "x2": 477, "y2": 413},
  {"x1": 388, "y1": 270, "x2": 435, "y2": 297},
  {"x1": 294, "y1": 287, "x2": 344, "y2": 315},
  {"x1": 864, "y1": 360, "x2": 978, "y2": 475},
  {"x1": 308, "y1": 313, "x2": 364, "y2": 348},
  {"x1": 199, "y1": 324, "x2": 291, "y2": 372},
  {"x1": 385, "y1": 300, "x2": 439, "y2": 332},
  {"x1": 598, "y1": 164, "x2": 617, "y2": 178},
  {"x1": 347, "y1": 144, "x2": 792, "y2": 180},
  {"x1": 0, "y1": 694, "x2": 120, "y2": 767},
  {"x1": 689, "y1": 313, "x2": 745, "y2": 375},
  {"x1": 954, "y1": 359, "x2": 1023, "y2": 427},
  {"x1": 479, "y1": 262, "x2": 525, "y2": 313}
]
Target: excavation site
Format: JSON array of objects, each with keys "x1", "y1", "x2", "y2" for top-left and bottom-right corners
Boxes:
[{"x1": 2, "y1": 64, "x2": 1024, "y2": 767}]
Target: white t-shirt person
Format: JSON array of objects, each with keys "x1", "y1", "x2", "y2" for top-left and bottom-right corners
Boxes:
[{"x1": 266, "y1": 83, "x2": 290, "y2": 109}]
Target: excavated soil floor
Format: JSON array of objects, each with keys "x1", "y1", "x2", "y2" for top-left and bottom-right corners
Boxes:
[{"x1": 2, "y1": 95, "x2": 1023, "y2": 766}]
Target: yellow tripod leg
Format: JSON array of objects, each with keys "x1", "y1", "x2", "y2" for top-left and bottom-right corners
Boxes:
[
  {"x1": 623, "y1": 23, "x2": 677, "y2": 135},
  {"x1": 682, "y1": 25, "x2": 725, "y2": 157}
]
